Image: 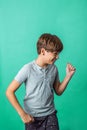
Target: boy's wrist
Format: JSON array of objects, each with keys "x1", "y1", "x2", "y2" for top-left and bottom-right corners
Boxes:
[
  {"x1": 18, "y1": 108, "x2": 26, "y2": 117},
  {"x1": 65, "y1": 74, "x2": 72, "y2": 81}
]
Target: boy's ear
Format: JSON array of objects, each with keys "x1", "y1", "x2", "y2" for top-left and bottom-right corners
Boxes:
[{"x1": 41, "y1": 48, "x2": 45, "y2": 55}]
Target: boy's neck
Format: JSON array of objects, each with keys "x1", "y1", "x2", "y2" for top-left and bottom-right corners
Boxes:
[{"x1": 35, "y1": 55, "x2": 48, "y2": 68}]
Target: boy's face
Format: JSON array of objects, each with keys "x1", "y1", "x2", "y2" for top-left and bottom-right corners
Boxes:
[{"x1": 42, "y1": 48, "x2": 59, "y2": 64}]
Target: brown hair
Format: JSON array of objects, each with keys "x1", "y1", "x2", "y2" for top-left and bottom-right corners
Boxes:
[{"x1": 37, "y1": 33, "x2": 63, "y2": 54}]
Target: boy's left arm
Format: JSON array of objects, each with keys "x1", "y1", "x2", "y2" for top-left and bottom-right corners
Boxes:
[{"x1": 54, "y1": 63, "x2": 76, "y2": 95}]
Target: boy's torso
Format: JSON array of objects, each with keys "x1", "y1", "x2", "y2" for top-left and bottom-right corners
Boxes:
[{"x1": 15, "y1": 60, "x2": 58, "y2": 117}]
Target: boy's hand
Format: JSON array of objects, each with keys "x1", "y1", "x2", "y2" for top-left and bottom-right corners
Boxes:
[
  {"x1": 20, "y1": 112, "x2": 34, "y2": 124},
  {"x1": 66, "y1": 63, "x2": 76, "y2": 78}
]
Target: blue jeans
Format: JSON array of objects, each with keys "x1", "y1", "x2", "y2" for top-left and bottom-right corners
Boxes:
[{"x1": 25, "y1": 111, "x2": 59, "y2": 130}]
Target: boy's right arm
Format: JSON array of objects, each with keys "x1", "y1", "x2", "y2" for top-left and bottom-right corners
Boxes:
[{"x1": 6, "y1": 80, "x2": 34, "y2": 123}]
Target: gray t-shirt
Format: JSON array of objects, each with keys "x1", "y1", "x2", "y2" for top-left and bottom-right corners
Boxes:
[{"x1": 14, "y1": 60, "x2": 59, "y2": 117}]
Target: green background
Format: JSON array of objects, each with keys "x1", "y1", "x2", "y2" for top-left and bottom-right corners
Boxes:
[{"x1": 0, "y1": 0, "x2": 87, "y2": 130}]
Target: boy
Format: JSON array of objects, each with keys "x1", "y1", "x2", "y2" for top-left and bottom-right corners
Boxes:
[{"x1": 6, "y1": 33, "x2": 76, "y2": 130}]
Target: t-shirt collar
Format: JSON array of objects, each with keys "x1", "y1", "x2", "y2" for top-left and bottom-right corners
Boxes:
[{"x1": 33, "y1": 60, "x2": 49, "y2": 70}]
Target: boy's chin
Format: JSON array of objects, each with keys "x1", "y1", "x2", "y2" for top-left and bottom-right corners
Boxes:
[{"x1": 49, "y1": 60, "x2": 55, "y2": 64}]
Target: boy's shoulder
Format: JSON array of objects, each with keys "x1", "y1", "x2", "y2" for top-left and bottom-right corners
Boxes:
[
  {"x1": 49, "y1": 64, "x2": 58, "y2": 73},
  {"x1": 22, "y1": 60, "x2": 34, "y2": 70},
  {"x1": 51, "y1": 63, "x2": 57, "y2": 69},
  {"x1": 24, "y1": 60, "x2": 34, "y2": 67}
]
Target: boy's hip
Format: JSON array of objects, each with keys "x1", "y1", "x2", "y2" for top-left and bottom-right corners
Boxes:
[{"x1": 25, "y1": 110, "x2": 59, "y2": 130}]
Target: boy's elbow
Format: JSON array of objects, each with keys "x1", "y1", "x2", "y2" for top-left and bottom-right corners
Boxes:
[
  {"x1": 6, "y1": 88, "x2": 12, "y2": 98},
  {"x1": 55, "y1": 89, "x2": 63, "y2": 96},
  {"x1": 6, "y1": 88, "x2": 10, "y2": 98},
  {"x1": 56, "y1": 92, "x2": 62, "y2": 96}
]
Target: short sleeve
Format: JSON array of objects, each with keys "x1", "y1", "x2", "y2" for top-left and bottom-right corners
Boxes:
[
  {"x1": 14, "y1": 65, "x2": 29, "y2": 84},
  {"x1": 55, "y1": 67, "x2": 60, "y2": 82}
]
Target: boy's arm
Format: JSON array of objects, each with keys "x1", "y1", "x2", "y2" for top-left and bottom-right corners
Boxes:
[
  {"x1": 6, "y1": 80, "x2": 34, "y2": 123},
  {"x1": 54, "y1": 63, "x2": 76, "y2": 95}
]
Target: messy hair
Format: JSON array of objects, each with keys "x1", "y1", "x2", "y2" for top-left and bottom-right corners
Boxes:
[{"x1": 37, "y1": 33, "x2": 63, "y2": 54}]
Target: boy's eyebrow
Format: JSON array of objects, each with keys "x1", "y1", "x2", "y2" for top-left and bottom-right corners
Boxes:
[
  {"x1": 52, "y1": 51, "x2": 58, "y2": 53},
  {"x1": 53, "y1": 52, "x2": 58, "y2": 55}
]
